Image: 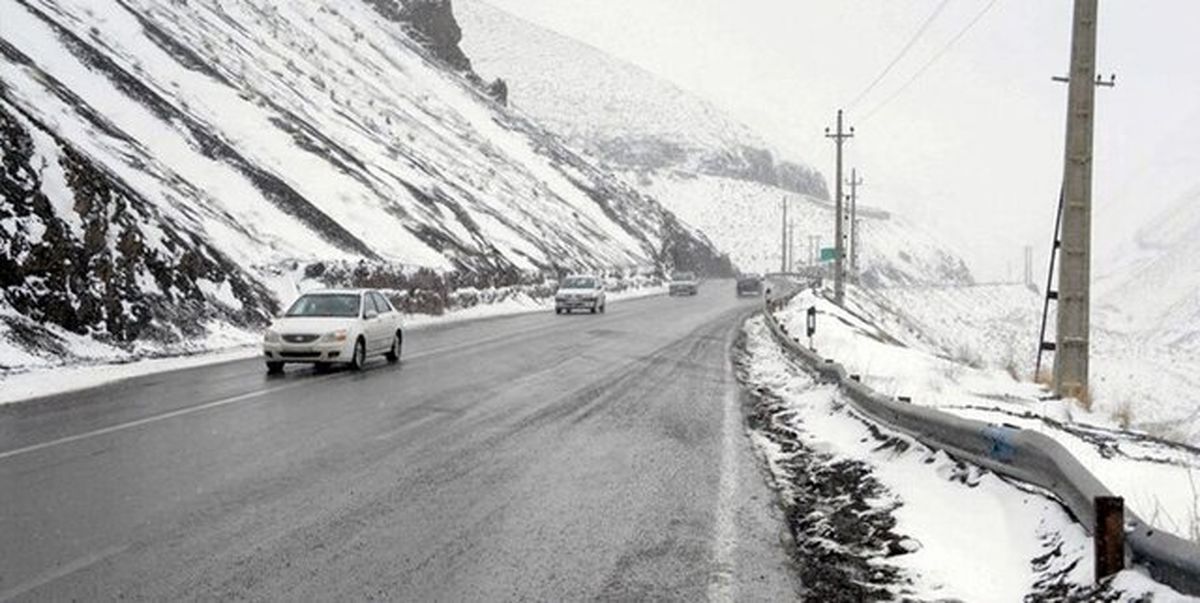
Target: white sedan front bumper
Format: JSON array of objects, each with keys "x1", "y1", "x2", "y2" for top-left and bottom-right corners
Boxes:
[{"x1": 262, "y1": 338, "x2": 355, "y2": 363}]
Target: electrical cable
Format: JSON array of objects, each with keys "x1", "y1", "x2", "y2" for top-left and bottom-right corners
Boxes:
[
  {"x1": 846, "y1": 0, "x2": 953, "y2": 111},
  {"x1": 859, "y1": 0, "x2": 1001, "y2": 123}
]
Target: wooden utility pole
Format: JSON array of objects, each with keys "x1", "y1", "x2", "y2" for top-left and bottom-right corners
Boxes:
[
  {"x1": 1053, "y1": 0, "x2": 1105, "y2": 400},
  {"x1": 846, "y1": 169, "x2": 864, "y2": 275},
  {"x1": 825, "y1": 110, "x2": 854, "y2": 305}
]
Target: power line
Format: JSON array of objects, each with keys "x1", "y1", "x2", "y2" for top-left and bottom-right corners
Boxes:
[
  {"x1": 860, "y1": 0, "x2": 1001, "y2": 123},
  {"x1": 846, "y1": 0, "x2": 952, "y2": 111}
]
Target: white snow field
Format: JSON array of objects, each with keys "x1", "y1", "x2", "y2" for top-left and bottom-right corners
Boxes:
[
  {"x1": 852, "y1": 282, "x2": 1200, "y2": 447},
  {"x1": 773, "y1": 286, "x2": 1200, "y2": 550},
  {"x1": 632, "y1": 171, "x2": 972, "y2": 283}
]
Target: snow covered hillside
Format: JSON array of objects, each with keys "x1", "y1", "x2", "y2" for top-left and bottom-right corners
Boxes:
[
  {"x1": 853, "y1": 282, "x2": 1200, "y2": 445},
  {"x1": 0, "y1": 0, "x2": 729, "y2": 369},
  {"x1": 772, "y1": 288, "x2": 1200, "y2": 583},
  {"x1": 636, "y1": 172, "x2": 972, "y2": 284},
  {"x1": 456, "y1": 0, "x2": 828, "y2": 200},
  {"x1": 752, "y1": 292, "x2": 1199, "y2": 600},
  {"x1": 457, "y1": 0, "x2": 972, "y2": 286},
  {"x1": 1096, "y1": 186, "x2": 1200, "y2": 350}
]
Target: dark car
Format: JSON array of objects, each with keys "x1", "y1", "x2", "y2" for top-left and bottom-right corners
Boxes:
[{"x1": 736, "y1": 276, "x2": 763, "y2": 297}]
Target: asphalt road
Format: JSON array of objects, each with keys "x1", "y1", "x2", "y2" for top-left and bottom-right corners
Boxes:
[{"x1": 0, "y1": 283, "x2": 799, "y2": 601}]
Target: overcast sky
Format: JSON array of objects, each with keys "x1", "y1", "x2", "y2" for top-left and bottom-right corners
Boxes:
[{"x1": 481, "y1": 0, "x2": 1200, "y2": 280}]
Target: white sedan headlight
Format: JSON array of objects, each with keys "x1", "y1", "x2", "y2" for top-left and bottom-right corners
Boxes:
[
  {"x1": 321, "y1": 329, "x2": 349, "y2": 342},
  {"x1": 263, "y1": 329, "x2": 281, "y2": 343}
]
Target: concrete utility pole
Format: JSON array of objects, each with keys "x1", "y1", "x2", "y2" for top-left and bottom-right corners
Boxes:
[
  {"x1": 846, "y1": 169, "x2": 864, "y2": 275},
  {"x1": 780, "y1": 196, "x2": 788, "y2": 273},
  {"x1": 1023, "y1": 245, "x2": 1034, "y2": 288},
  {"x1": 788, "y1": 222, "x2": 796, "y2": 273},
  {"x1": 825, "y1": 110, "x2": 854, "y2": 304},
  {"x1": 1053, "y1": 0, "x2": 1106, "y2": 400}
]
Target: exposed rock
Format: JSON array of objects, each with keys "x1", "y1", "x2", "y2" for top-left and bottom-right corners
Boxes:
[
  {"x1": 363, "y1": 0, "x2": 472, "y2": 71},
  {"x1": 0, "y1": 100, "x2": 276, "y2": 354}
]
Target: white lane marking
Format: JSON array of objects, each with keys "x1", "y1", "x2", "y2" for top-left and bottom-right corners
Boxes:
[
  {"x1": 0, "y1": 379, "x2": 319, "y2": 462},
  {"x1": 0, "y1": 544, "x2": 128, "y2": 602},
  {"x1": 708, "y1": 329, "x2": 741, "y2": 603}
]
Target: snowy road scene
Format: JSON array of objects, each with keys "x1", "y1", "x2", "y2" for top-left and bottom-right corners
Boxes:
[{"x1": 3, "y1": 0, "x2": 1200, "y2": 601}]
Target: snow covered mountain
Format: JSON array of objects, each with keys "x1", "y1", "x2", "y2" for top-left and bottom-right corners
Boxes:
[
  {"x1": 456, "y1": 0, "x2": 828, "y2": 200},
  {"x1": 636, "y1": 173, "x2": 972, "y2": 285},
  {"x1": 1095, "y1": 186, "x2": 1200, "y2": 349},
  {"x1": 457, "y1": 0, "x2": 971, "y2": 286},
  {"x1": 0, "y1": 0, "x2": 732, "y2": 367}
]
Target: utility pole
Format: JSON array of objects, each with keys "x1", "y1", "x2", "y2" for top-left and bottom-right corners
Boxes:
[
  {"x1": 1024, "y1": 246, "x2": 1034, "y2": 288},
  {"x1": 846, "y1": 169, "x2": 864, "y2": 276},
  {"x1": 780, "y1": 196, "x2": 788, "y2": 273},
  {"x1": 1053, "y1": 0, "x2": 1110, "y2": 400},
  {"x1": 825, "y1": 110, "x2": 854, "y2": 305},
  {"x1": 788, "y1": 222, "x2": 796, "y2": 272}
]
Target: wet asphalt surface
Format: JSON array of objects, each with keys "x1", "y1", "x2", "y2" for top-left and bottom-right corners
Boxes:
[{"x1": 0, "y1": 283, "x2": 799, "y2": 601}]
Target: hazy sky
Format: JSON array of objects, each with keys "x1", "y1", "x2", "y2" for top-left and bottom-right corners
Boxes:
[{"x1": 482, "y1": 0, "x2": 1200, "y2": 280}]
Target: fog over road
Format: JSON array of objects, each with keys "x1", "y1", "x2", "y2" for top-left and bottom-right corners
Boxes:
[{"x1": 0, "y1": 283, "x2": 798, "y2": 601}]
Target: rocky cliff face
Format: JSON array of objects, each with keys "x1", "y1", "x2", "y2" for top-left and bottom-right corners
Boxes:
[
  {"x1": 363, "y1": 0, "x2": 472, "y2": 71},
  {"x1": 0, "y1": 99, "x2": 276, "y2": 360}
]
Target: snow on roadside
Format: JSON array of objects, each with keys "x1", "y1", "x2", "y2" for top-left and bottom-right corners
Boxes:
[
  {"x1": 739, "y1": 315, "x2": 1195, "y2": 602},
  {"x1": 863, "y1": 283, "x2": 1200, "y2": 445},
  {"x1": 0, "y1": 286, "x2": 665, "y2": 406},
  {"x1": 737, "y1": 316, "x2": 1096, "y2": 601},
  {"x1": 775, "y1": 286, "x2": 1200, "y2": 547}
]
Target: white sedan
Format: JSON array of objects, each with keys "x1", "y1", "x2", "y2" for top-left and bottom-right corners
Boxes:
[
  {"x1": 262, "y1": 289, "x2": 403, "y2": 374},
  {"x1": 555, "y1": 274, "x2": 607, "y2": 314}
]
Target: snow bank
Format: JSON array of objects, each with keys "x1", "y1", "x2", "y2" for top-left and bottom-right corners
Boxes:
[{"x1": 777, "y1": 286, "x2": 1200, "y2": 545}]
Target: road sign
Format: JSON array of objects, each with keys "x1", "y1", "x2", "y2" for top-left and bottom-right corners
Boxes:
[{"x1": 820, "y1": 247, "x2": 838, "y2": 262}]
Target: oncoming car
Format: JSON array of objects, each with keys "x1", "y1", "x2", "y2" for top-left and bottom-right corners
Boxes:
[
  {"x1": 555, "y1": 275, "x2": 607, "y2": 314},
  {"x1": 262, "y1": 289, "x2": 403, "y2": 374},
  {"x1": 668, "y1": 271, "x2": 699, "y2": 296}
]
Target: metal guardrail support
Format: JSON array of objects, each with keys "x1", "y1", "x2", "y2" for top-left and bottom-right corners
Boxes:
[
  {"x1": 1095, "y1": 496, "x2": 1126, "y2": 580},
  {"x1": 759, "y1": 283, "x2": 1200, "y2": 595}
]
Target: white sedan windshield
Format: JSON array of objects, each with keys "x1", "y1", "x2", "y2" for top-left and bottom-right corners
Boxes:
[{"x1": 286, "y1": 294, "x2": 361, "y2": 318}]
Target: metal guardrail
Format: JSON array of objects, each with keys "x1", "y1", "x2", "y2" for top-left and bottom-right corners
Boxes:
[{"x1": 760, "y1": 289, "x2": 1200, "y2": 596}]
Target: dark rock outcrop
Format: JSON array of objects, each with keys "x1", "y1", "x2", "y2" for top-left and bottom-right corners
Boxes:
[
  {"x1": 363, "y1": 0, "x2": 473, "y2": 72},
  {"x1": 0, "y1": 101, "x2": 276, "y2": 356}
]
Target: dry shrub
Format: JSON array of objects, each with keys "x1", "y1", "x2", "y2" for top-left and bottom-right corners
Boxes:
[
  {"x1": 1003, "y1": 356, "x2": 1021, "y2": 381},
  {"x1": 1033, "y1": 368, "x2": 1053, "y2": 386},
  {"x1": 952, "y1": 343, "x2": 984, "y2": 369},
  {"x1": 1067, "y1": 385, "x2": 1094, "y2": 412},
  {"x1": 1111, "y1": 401, "x2": 1135, "y2": 429}
]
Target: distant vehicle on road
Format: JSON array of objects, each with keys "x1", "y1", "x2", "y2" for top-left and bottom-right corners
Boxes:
[
  {"x1": 556, "y1": 275, "x2": 607, "y2": 314},
  {"x1": 262, "y1": 289, "x2": 402, "y2": 374},
  {"x1": 736, "y1": 275, "x2": 764, "y2": 297},
  {"x1": 668, "y1": 271, "x2": 699, "y2": 296}
]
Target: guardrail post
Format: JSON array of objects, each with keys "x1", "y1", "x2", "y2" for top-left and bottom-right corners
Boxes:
[{"x1": 1094, "y1": 496, "x2": 1125, "y2": 581}]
